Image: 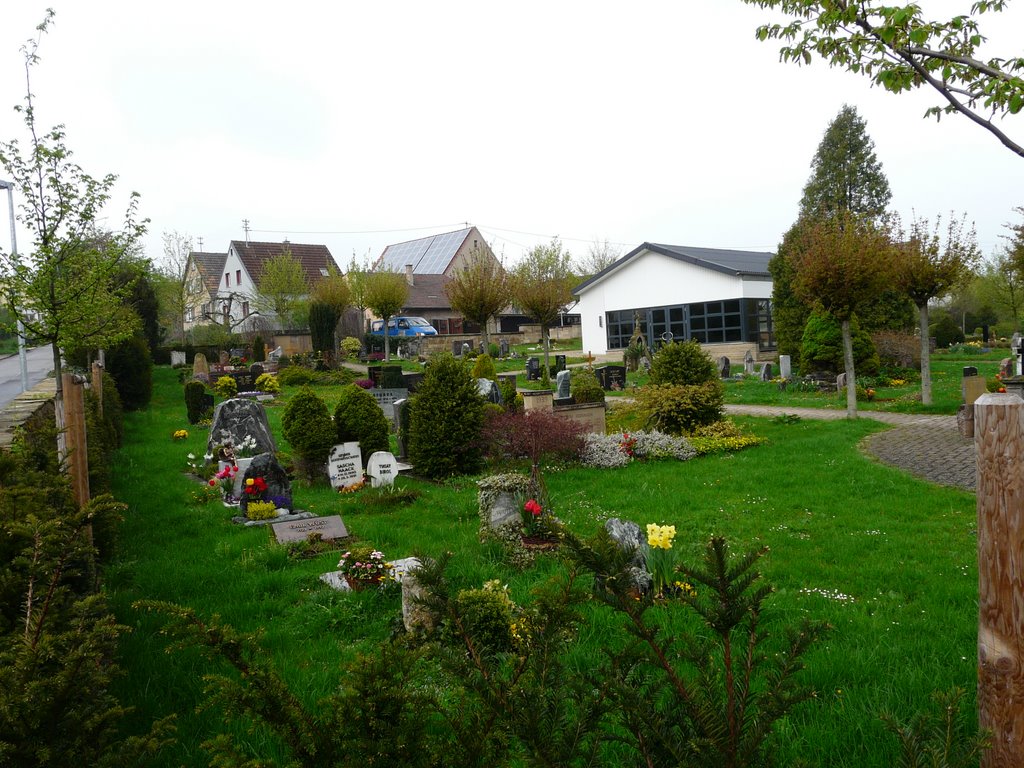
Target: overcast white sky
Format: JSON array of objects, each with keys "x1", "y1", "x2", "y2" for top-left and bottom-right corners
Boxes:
[{"x1": 0, "y1": 1, "x2": 1021, "y2": 270}]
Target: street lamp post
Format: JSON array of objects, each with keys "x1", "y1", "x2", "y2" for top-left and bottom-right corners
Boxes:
[{"x1": 0, "y1": 180, "x2": 30, "y2": 392}]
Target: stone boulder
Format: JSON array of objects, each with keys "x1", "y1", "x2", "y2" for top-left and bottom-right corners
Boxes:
[
  {"x1": 207, "y1": 398, "x2": 276, "y2": 459},
  {"x1": 238, "y1": 452, "x2": 292, "y2": 514},
  {"x1": 603, "y1": 517, "x2": 652, "y2": 595},
  {"x1": 476, "y1": 377, "x2": 501, "y2": 404}
]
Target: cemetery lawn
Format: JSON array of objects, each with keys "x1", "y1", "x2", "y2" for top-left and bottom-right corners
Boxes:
[{"x1": 107, "y1": 367, "x2": 979, "y2": 767}]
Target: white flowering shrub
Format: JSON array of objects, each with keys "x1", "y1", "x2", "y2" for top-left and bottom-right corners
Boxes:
[
  {"x1": 580, "y1": 430, "x2": 695, "y2": 468},
  {"x1": 581, "y1": 434, "x2": 631, "y2": 468},
  {"x1": 631, "y1": 430, "x2": 696, "y2": 461}
]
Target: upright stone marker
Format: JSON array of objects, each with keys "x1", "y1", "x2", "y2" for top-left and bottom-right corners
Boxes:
[
  {"x1": 366, "y1": 450, "x2": 398, "y2": 488},
  {"x1": 193, "y1": 352, "x2": 210, "y2": 383},
  {"x1": 555, "y1": 369, "x2": 571, "y2": 399},
  {"x1": 207, "y1": 398, "x2": 277, "y2": 459},
  {"x1": 779, "y1": 354, "x2": 792, "y2": 380},
  {"x1": 393, "y1": 399, "x2": 408, "y2": 459},
  {"x1": 171, "y1": 350, "x2": 186, "y2": 366},
  {"x1": 760, "y1": 362, "x2": 773, "y2": 381},
  {"x1": 328, "y1": 442, "x2": 363, "y2": 489},
  {"x1": 743, "y1": 350, "x2": 754, "y2": 375},
  {"x1": 717, "y1": 356, "x2": 730, "y2": 379},
  {"x1": 499, "y1": 338, "x2": 510, "y2": 357}
]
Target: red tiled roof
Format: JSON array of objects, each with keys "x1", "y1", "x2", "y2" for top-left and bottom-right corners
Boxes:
[
  {"x1": 229, "y1": 241, "x2": 341, "y2": 286},
  {"x1": 403, "y1": 274, "x2": 453, "y2": 310},
  {"x1": 191, "y1": 251, "x2": 228, "y2": 297}
]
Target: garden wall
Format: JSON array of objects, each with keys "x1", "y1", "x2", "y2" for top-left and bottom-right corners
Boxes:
[{"x1": 0, "y1": 377, "x2": 56, "y2": 450}]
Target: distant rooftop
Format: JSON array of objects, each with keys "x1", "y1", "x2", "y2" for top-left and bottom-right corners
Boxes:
[{"x1": 377, "y1": 227, "x2": 475, "y2": 274}]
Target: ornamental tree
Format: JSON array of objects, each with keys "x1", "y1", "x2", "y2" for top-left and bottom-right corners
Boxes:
[
  {"x1": 789, "y1": 211, "x2": 896, "y2": 417},
  {"x1": 254, "y1": 250, "x2": 309, "y2": 330},
  {"x1": 893, "y1": 214, "x2": 979, "y2": 404},
  {"x1": 741, "y1": 0, "x2": 1024, "y2": 157},
  {"x1": 511, "y1": 238, "x2": 577, "y2": 376},
  {"x1": 364, "y1": 269, "x2": 408, "y2": 362},
  {"x1": 0, "y1": 13, "x2": 146, "y2": 468},
  {"x1": 445, "y1": 246, "x2": 508, "y2": 349}
]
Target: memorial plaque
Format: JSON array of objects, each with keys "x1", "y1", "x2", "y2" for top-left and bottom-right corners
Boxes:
[
  {"x1": 273, "y1": 514, "x2": 348, "y2": 544},
  {"x1": 370, "y1": 388, "x2": 409, "y2": 420},
  {"x1": 329, "y1": 442, "x2": 363, "y2": 489}
]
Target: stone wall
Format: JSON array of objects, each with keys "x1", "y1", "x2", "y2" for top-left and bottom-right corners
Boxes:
[
  {"x1": 0, "y1": 378, "x2": 57, "y2": 451},
  {"x1": 552, "y1": 401, "x2": 606, "y2": 434}
]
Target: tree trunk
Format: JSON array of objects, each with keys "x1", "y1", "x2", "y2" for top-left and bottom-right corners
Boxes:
[
  {"x1": 919, "y1": 303, "x2": 932, "y2": 406},
  {"x1": 383, "y1": 314, "x2": 391, "y2": 362},
  {"x1": 481, "y1": 320, "x2": 490, "y2": 353},
  {"x1": 841, "y1": 318, "x2": 857, "y2": 418},
  {"x1": 52, "y1": 344, "x2": 68, "y2": 469},
  {"x1": 541, "y1": 326, "x2": 551, "y2": 384}
]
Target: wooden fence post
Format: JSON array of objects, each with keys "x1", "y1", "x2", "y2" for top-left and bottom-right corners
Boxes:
[
  {"x1": 975, "y1": 392, "x2": 1024, "y2": 767},
  {"x1": 61, "y1": 372, "x2": 90, "y2": 510}
]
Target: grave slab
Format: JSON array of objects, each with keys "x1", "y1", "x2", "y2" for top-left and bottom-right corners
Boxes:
[{"x1": 273, "y1": 514, "x2": 348, "y2": 544}]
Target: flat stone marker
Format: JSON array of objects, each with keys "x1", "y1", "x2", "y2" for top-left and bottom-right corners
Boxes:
[
  {"x1": 273, "y1": 514, "x2": 348, "y2": 544},
  {"x1": 329, "y1": 442, "x2": 363, "y2": 489},
  {"x1": 366, "y1": 450, "x2": 398, "y2": 488},
  {"x1": 320, "y1": 555, "x2": 420, "y2": 592}
]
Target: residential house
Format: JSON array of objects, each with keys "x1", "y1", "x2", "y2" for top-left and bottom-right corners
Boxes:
[
  {"x1": 572, "y1": 243, "x2": 775, "y2": 360},
  {"x1": 184, "y1": 240, "x2": 342, "y2": 333},
  {"x1": 375, "y1": 226, "x2": 509, "y2": 334}
]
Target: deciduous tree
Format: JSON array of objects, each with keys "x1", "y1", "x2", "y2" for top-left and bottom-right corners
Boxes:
[
  {"x1": 364, "y1": 269, "x2": 408, "y2": 361},
  {"x1": 155, "y1": 230, "x2": 201, "y2": 343},
  {"x1": 742, "y1": 0, "x2": 1024, "y2": 157},
  {"x1": 576, "y1": 238, "x2": 622, "y2": 278},
  {"x1": 511, "y1": 238, "x2": 577, "y2": 376},
  {"x1": 445, "y1": 246, "x2": 508, "y2": 349},
  {"x1": 789, "y1": 211, "x2": 895, "y2": 417},
  {"x1": 253, "y1": 250, "x2": 309, "y2": 330},
  {"x1": 0, "y1": 13, "x2": 146, "y2": 467},
  {"x1": 893, "y1": 214, "x2": 978, "y2": 404}
]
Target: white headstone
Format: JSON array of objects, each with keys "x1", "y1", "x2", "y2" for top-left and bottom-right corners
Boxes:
[
  {"x1": 328, "y1": 442, "x2": 363, "y2": 490},
  {"x1": 743, "y1": 350, "x2": 754, "y2": 375},
  {"x1": 779, "y1": 354, "x2": 792, "y2": 380},
  {"x1": 171, "y1": 350, "x2": 186, "y2": 366},
  {"x1": 366, "y1": 450, "x2": 398, "y2": 488}
]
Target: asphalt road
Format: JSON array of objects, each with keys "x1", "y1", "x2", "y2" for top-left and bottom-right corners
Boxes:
[{"x1": 0, "y1": 345, "x2": 54, "y2": 408}]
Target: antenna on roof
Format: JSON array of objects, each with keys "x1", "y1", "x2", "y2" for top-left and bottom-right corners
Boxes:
[
  {"x1": 197, "y1": 236, "x2": 204, "y2": 251},
  {"x1": 242, "y1": 218, "x2": 251, "y2": 244}
]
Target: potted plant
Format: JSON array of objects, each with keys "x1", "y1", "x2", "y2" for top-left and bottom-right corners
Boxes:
[{"x1": 337, "y1": 545, "x2": 393, "y2": 591}]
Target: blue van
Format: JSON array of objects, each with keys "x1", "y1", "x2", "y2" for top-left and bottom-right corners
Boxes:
[{"x1": 369, "y1": 316, "x2": 439, "y2": 337}]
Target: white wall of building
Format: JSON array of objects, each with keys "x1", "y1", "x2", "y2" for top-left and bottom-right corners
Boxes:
[{"x1": 575, "y1": 249, "x2": 773, "y2": 355}]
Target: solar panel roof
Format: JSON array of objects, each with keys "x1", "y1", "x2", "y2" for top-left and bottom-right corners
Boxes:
[{"x1": 379, "y1": 227, "x2": 473, "y2": 274}]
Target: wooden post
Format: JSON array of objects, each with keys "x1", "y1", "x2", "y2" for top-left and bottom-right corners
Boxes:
[
  {"x1": 61, "y1": 372, "x2": 90, "y2": 509},
  {"x1": 91, "y1": 361, "x2": 103, "y2": 417},
  {"x1": 975, "y1": 392, "x2": 1024, "y2": 767}
]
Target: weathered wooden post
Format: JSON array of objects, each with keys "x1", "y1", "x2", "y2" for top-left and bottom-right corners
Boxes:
[
  {"x1": 975, "y1": 392, "x2": 1024, "y2": 767},
  {"x1": 61, "y1": 372, "x2": 90, "y2": 509}
]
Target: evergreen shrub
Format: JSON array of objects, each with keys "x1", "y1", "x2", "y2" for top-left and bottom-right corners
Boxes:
[
  {"x1": 408, "y1": 352, "x2": 485, "y2": 479},
  {"x1": 334, "y1": 384, "x2": 390, "y2": 461},
  {"x1": 214, "y1": 375, "x2": 237, "y2": 398},
  {"x1": 471, "y1": 353, "x2": 496, "y2": 381},
  {"x1": 634, "y1": 381, "x2": 724, "y2": 435},
  {"x1": 254, "y1": 373, "x2": 280, "y2": 394},
  {"x1": 649, "y1": 339, "x2": 717, "y2": 386},
  {"x1": 252, "y1": 334, "x2": 266, "y2": 362},
  {"x1": 930, "y1": 313, "x2": 965, "y2": 348},
  {"x1": 800, "y1": 311, "x2": 880, "y2": 375},
  {"x1": 105, "y1": 334, "x2": 153, "y2": 411},
  {"x1": 570, "y1": 367, "x2": 605, "y2": 404},
  {"x1": 281, "y1": 387, "x2": 336, "y2": 479},
  {"x1": 277, "y1": 365, "x2": 317, "y2": 387},
  {"x1": 184, "y1": 379, "x2": 209, "y2": 424}
]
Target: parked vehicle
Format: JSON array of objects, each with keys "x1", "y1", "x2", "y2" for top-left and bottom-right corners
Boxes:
[{"x1": 369, "y1": 316, "x2": 439, "y2": 337}]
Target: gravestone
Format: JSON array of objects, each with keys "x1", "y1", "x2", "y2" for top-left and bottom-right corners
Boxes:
[
  {"x1": 499, "y1": 338, "x2": 510, "y2": 358},
  {"x1": 329, "y1": 442, "x2": 363, "y2": 489},
  {"x1": 1000, "y1": 358, "x2": 1014, "y2": 379},
  {"x1": 717, "y1": 355, "x2": 730, "y2": 379},
  {"x1": 219, "y1": 350, "x2": 230, "y2": 366},
  {"x1": 207, "y1": 398, "x2": 276, "y2": 459},
  {"x1": 555, "y1": 369, "x2": 571, "y2": 400},
  {"x1": 476, "y1": 378, "x2": 501, "y2": 404},
  {"x1": 743, "y1": 350, "x2": 754, "y2": 375},
  {"x1": 230, "y1": 371, "x2": 255, "y2": 391},
  {"x1": 603, "y1": 518, "x2": 652, "y2": 595},
  {"x1": 193, "y1": 352, "x2": 210, "y2": 383},
  {"x1": 273, "y1": 514, "x2": 347, "y2": 544},
  {"x1": 836, "y1": 372, "x2": 847, "y2": 391},
  {"x1": 238, "y1": 452, "x2": 292, "y2": 514},
  {"x1": 452, "y1": 340, "x2": 463, "y2": 356},
  {"x1": 526, "y1": 357, "x2": 541, "y2": 381},
  {"x1": 366, "y1": 450, "x2": 398, "y2": 488},
  {"x1": 399, "y1": 558, "x2": 436, "y2": 633},
  {"x1": 171, "y1": 350, "x2": 186, "y2": 366},
  {"x1": 462, "y1": 342, "x2": 471, "y2": 357},
  {"x1": 403, "y1": 372, "x2": 424, "y2": 391},
  {"x1": 497, "y1": 372, "x2": 518, "y2": 392},
  {"x1": 963, "y1": 366, "x2": 979, "y2": 377},
  {"x1": 600, "y1": 365, "x2": 627, "y2": 391},
  {"x1": 370, "y1": 387, "x2": 410, "y2": 421},
  {"x1": 963, "y1": 375, "x2": 988, "y2": 405},
  {"x1": 779, "y1": 354, "x2": 792, "y2": 380},
  {"x1": 553, "y1": 354, "x2": 566, "y2": 374},
  {"x1": 760, "y1": 362, "x2": 773, "y2": 381},
  {"x1": 249, "y1": 363, "x2": 264, "y2": 378},
  {"x1": 393, "y1": 399, "x2": 408, "y2": 459}
]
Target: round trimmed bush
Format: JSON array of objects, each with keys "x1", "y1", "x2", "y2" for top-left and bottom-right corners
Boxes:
[
  {"x1": 570, "y1": 367, "x2": 605, "y2": 404},
  {"x1": 277, "y1": 365, "x2": 317, "y2": 387},
  {"x1": 471, "y1": 353, "x2": 496, "y2": 381},
  {"x1": 634, "y1": 381, "x2": 724, "y2": 435},
  {"x1": 649, "y1": 340, "x2": 717, "y2": 386},
  {"x1": 334, "y1": 384, "x2": 390, "y2": 462},
  {"x1": 214, "y1": 375, "x2": 237, "y2": 399},
  {"x1": 255, "y1": 372, "x2": 281, "y2": 394},
  {"x1": 281, "y1": 386, "x2": 336, "y2": 479},
  {"x1": 408, "y1": 352, "x2": 485, "y2": 479},
  {"x1": 800, "y1": 311, "x2": 880, "y2": 375}
]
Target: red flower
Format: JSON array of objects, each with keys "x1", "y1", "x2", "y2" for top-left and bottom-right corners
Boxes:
[
  {"x1": 208, "y1": 479, "x2": 216, "y2": 487},
  {"x1": 524, "y1": 499, "x2": 542, "y2": 517}
]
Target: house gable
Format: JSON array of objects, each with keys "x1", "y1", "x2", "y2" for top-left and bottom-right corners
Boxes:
[{"x1": 377, "y1": 226, "x2": 494, "y2": 276}]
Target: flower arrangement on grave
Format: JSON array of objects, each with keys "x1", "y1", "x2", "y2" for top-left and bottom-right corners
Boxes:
[
  {"x1": 337, "y1": 545, "x2": 392, "y2": 589},
  {"x1": 243, "y1": 476, "x2": 268, "y2": 500},
  {"x1": 618, "y1": 432, "x2": 637, "y2": 458},
  {"x1": 338, "y1": 478, "x2": 366, "y2": 494},
  {"x1": 245, "y1": 500, "x2": 277, "y2": 521},
  {"x1": 210, "y1": 464, "x2": 239, "y2": 501},
  {"x1": 645, "y1": 523, "x2": 683, "y2": 598},
  {"x1": 172, "y1": 429, "x2": 189, "y2": 441},
  {"x1": 521, "y1": 498, "x2": 544, "y2": 537}
]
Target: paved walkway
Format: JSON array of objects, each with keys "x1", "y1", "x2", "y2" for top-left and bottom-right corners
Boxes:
[{"x1": 724, "y1": 404, "x2": 975, "y2": 492}]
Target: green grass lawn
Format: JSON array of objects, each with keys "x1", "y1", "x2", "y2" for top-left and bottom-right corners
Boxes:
[{"x1": 107, "y1": 367, "x2": 980, "y2": 766}]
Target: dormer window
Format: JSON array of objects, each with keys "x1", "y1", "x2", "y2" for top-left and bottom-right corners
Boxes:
[{"x1": 319, "y1": 268, "x2": 328, "y2": 277}]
